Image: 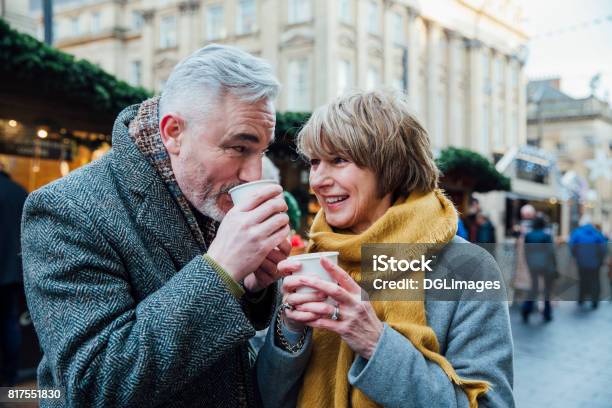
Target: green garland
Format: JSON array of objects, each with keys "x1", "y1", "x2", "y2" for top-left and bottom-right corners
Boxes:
[
  {"x1": 436, "y1": 147, "x2": 511, "y2": 192},
  {"x1": 270, "y1": 111, "x2": 311, "y2": 160},
  {"x1": 0, "y1": 18, "x2": 151, "y2": 117}
]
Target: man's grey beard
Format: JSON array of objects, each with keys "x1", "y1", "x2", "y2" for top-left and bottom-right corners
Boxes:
[
  {"x1": 200, "y1": 195, "x2": 225, "y2": 222},
  {"x1": 195, "y1": 182, "x2": 240, "y2": 222}
]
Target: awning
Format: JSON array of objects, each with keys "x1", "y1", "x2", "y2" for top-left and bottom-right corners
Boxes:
[{"x1": 495, "y1": 145, "x2": 570, "y2": 201}]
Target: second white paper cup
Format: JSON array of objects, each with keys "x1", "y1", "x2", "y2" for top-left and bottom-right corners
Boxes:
[
  {"x1": 288, "y1": 251, "x2": 339, "y2": 296},
  {"x1": 229, "y1": 179, "x2": 279, "y2": 207}
]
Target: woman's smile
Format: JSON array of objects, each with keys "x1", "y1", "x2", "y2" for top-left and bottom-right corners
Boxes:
[{"x1": 320, "y1": 194, "x2": 350, "y2": 211}]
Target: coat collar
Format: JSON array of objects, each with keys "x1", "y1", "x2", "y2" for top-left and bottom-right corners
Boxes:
[
  {"x1": 109, "y1": 104, "x2": 202, "y2": 269},
  {"x1": 109, "y1": 104, "x2": 157, "y2": 196}
]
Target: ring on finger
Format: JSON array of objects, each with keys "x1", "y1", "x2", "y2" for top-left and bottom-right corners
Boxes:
[
  {"x1": 330, "y1": 305, "x2": 340, "y2": 321},
  {"x1": 280, "y1": 302, "x2": 294, "y2": 313}
]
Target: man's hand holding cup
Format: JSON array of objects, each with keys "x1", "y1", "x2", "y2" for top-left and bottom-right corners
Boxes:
[{"x1": 207, "y1": 181, "x2": 291, "y2": 292}]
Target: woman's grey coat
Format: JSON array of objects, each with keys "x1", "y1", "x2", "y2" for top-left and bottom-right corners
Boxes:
[{"x1": 257, "y1": 237, "x2": 514, "y2": 408}]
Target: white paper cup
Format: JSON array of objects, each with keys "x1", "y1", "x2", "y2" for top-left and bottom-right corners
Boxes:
[
  {"x1": 288, "y1": 252, "x2": 339, "y2": 296},
  {"x1": 229, "y1": 179, "x2": 279, "y2": 207}
]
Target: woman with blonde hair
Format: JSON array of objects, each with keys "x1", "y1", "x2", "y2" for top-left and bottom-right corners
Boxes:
[{"x1": 257, "y1": 90, "x2": 513, "y2": 407}]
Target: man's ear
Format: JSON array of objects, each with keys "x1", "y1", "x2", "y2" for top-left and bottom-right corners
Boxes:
[{"x1": 159, "y1": 113, "x2": 185, "y2": 155}]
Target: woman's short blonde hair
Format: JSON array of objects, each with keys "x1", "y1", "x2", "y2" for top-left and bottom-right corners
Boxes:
[{"x1": 297, "y1": 90, "x2": 439, "y2": 198}]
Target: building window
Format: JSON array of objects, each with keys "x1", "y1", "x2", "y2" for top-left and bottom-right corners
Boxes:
[
  {"x1": 454, "y1": 101, "x2": 464, "y2": 146},
  {"x1": 556, "y1": 141, "x2": 566, "y2": 153},
  {"x1": 367, "y1": 0, "x2": 379, "y2": 34},
  {"x1": 494, "y1": 56, "x2": 503, "y2": 84},
  {"x1": 517, "y1": 159, "x2": 549, "y2": 184},
  {"x1": 237, "y1": 0, "x2": 257, "y2": 35},
  {"x1": 482, "y1": 50, "x2": 491, "y2": 95},
  {"x1": 159, "y1": 15, "x2": 177, "y2": 48},
  {"x1": 91, "y1": 12, "x2": 101, "y2": 33},
  {"x1": 392, "y1": 11, "x2": 404, "y2": 45},
  {"x1": 512, "y1": 64, "x2": 519, "y2": 89},
  {"x1": 401, "y1": 47, "x2": 409, "y2": 93},
  {"x1": 392, "y1": 76, "x2": 404, "y2": 92},
  {"x1": 366, "y1": 66, "x2": 380, "y2": 90},
  {"x1": 130, "y1": 61, "x2": 142, "y2": 87},
  {"x1": 132, "y1": 11, "x2": 144, "y2": 31},
  {"x1": 511, "y1": 111, "x2": 518, "y2": 145},
  {"x1": 70, "y1": 16, "x2": 79, "y2": 36},
  {"x1": 454, "y1": 40, "x2": 463, "y2": 74},
  {"x1": 288, "y1": 0, "x2": 311, "y2": 24},
  {"x1": 494, "y1": 108, "x2": 504, "y2": 149},
  {"x1": 338, "y1": 0, "x2": 352, "y2": 24},
  {"x1": 206, "y1": 4, "x2": 225, "y2": 40},
  {"x1": 482, "y1": 103, "x2": 490, "y2": 152},
  {"x1": 287, "y1": 57, "x2": 310, "y2": 111},
  {"x1": 337, "y1": 59, "x2": 353, "y2": 96},
  {"x1": 436, "y1": 97, "x2": 446, "y2": 148},
  {"x1": 53, "y1": 21, "x2": 60, "y2": 40}
]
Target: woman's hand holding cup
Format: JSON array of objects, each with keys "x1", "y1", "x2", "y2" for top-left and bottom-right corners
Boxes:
[{"x1": 279, "y1": 253, "x2": 339, "y2": 332}]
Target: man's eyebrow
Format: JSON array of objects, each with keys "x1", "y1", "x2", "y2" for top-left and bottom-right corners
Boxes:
[{"x1": 224, "y1": 133, "x2": 260, "y2": 144}]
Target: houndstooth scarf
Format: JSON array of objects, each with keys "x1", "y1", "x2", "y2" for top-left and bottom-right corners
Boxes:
[{"x1": 128, "y1": 96, "x2": 218, "y2": 250}]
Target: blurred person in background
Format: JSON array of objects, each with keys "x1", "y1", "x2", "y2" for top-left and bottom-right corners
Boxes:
[
  {"x1": 569, "y1": 215, "x2": 608, "y2": 309},
  {"x1": 512, "y1": 204, "x2": 537, "y2": 299},
  {"x1": 457, "y1": 217, "x2": 469, "y2": 240},
  {"x1": 518, "y1": 204, "x2": 536, "y2": 235},
  {"x1": 0, "y1": 161, "x2": 28, "y2": 386},
  {"x1": 475, "y1": 213, "x2": 497, "y2": 244},
  {"x1": 608, "y1": 254, "x2": 612, "y2": 301},
  {"x1": 605, "y1": 226, "x2": 612, "y2": 299},
  {"x1": 595, "y1": 226, "x2": 612, "y2": 301},
  {"x1": 521, "y1": 216, "x2": 558, "y2": 323},
  {"x1": 464, "y1": 197, "x2": 481, "y2": 242}
]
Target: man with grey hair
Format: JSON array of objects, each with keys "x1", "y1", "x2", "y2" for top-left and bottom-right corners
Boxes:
[{"x1": 22, "y1": 45, "x2": 289, "y2": 407}]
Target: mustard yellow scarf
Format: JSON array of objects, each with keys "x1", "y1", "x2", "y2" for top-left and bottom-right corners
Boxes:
[{"x1": 297, "y1": 190, "x2": 489, "y2": 408}]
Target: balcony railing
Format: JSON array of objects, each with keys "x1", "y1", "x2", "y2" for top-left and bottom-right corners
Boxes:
[{"x1": 527, "y1": 97, "x2": 612, "y2": 121}]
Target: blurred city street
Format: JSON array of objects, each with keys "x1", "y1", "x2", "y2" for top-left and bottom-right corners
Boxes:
[{"x1": 512, "y1": 301, "x2": 612, "y2": 408}]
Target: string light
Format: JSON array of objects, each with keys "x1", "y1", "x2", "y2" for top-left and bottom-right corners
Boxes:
[
  {"x1": 8, "y1": 120, "x2": 17, "y2": 127},
  {"x1": 530, "y1": 14, "x2": 612, "y2": 41},
  {"x1": 60, "y1": 161, "x2": 70, "y2": 176},
  {"x1": 37, "y1": 129, "x2": 48, "y2": 139}
]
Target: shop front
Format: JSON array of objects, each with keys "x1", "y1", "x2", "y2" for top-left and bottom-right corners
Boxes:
[
  {"x1": 0, "y1": 118, "x2": 111, "y2": 193},
  {"x1": 476, "y1": 145, "x2": 571, "y2": 242},
  {"x1": 0, "y1": 19, "x2": 149, "y2": 381}
]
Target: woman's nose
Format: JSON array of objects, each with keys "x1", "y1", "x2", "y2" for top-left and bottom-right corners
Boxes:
[{"x1": 310, "y1": 163, "x2": 333, "y2": 188}]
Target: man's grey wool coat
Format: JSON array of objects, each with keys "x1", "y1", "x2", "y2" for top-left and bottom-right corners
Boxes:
[{"x1": 21, "y1": 104, "x2": 277, "y2": 407}]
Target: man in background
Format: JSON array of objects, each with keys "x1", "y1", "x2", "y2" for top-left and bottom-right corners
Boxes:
[
  {"x1": 0, "y1": 160, "x2": 28, "y2": 386},
  {"x1": 570, "y1": 216, "x2": 608, "y2": 309}
]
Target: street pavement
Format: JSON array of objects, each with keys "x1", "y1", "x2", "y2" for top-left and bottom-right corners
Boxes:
[{"x1": 511, "y1": 300, "x2": 612, "y2": 408}]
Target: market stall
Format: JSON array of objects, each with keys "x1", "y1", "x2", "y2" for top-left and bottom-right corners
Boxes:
[{"x1": 0, "y1": 19, "x2": 150, "y2": 192}]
